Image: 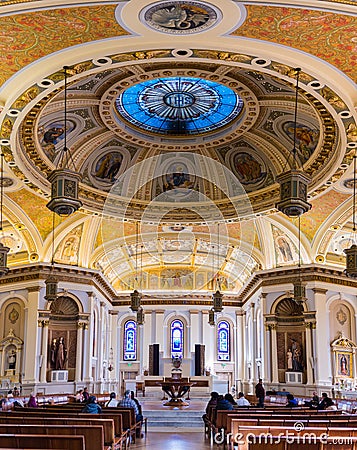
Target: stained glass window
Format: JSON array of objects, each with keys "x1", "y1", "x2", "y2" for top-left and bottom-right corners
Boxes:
[
  {"x1": 171, "y1": 319, "x2": 184, "y2": 358},
  {"x1": 116, "y1": 77, "x2": 243, "y2": 136},
  {"x1": 124, "y1": 320, "x2": 137, "y2": 361},
  {"x1": 217, "y1": 320, "x2": 230, "y2": 361}
]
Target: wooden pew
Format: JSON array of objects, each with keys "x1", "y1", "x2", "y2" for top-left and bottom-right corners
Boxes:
[
  {"x1": 0, "y1": 425, "x2": 104, "y2": 450},
  {"x1": 0, "y1": 434, "x2": 85, "y2": 450},
  {"x1": 0, "y1": 416, "x2": 117, "y2": 448},
  {"x1": 4, "y1": 409, "x2": 126, "y2": 447}
]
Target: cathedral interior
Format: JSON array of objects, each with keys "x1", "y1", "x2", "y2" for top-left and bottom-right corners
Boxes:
[{"x1": 0, "y1": 0, "x2": 356, "y2": 397}]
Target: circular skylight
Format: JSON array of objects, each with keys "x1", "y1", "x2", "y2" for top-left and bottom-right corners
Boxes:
[{"x1": 115, "y1": 77, "x2": 243, "y2": 136}]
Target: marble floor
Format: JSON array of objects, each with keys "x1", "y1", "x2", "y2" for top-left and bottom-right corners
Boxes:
[{"x1": 132, "y1": 431, "x2": 214, "y2": 449}]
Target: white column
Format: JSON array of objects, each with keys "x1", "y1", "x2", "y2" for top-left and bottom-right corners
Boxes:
[
  {"x1": 138, "y1": 323, "x2": 144, "y2": 375},
  {"x1": 236, "y1": 311, "x2": 244, "y2": 389},
  {"x1": 313, "y1": 288, "x2": 331, "y2": 386},
  {"x1": 23, "y1": 287, "x2": 41, "y2": 384},
  {"x1": 84, "y1": 292, "x2": 94, "y2": 383},
  {"x1": 75, "y1": 322, "x2": 85, "y2": 382},
  {"x1": 39, "y1": 319, "x2": 49, "y2": 383},
  {"x1": 270, "y1": 322, "x2": 279, "y2": 383},
  {"x1": 304, "y1": 317, "x2": 315, "y2": 385}
]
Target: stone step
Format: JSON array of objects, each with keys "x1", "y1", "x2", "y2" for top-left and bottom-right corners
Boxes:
[{"x1": 144, "y1": 408, "x2": 205, "y2": 428}]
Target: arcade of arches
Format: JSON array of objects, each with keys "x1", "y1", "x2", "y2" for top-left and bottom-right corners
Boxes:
[{"x1": 0, "y1": 0, "x2": 356, "y2": 400}]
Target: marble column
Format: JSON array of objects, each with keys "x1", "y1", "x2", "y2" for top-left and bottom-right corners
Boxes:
[
  {"x1": 39, "y1": 319, "x2": 49, "y2": 383},
  {"x1": 235, "y1": 311, "x2": 243, "y2": 391},
  {"x1": 23, "y1": 287, "x2": 41, "y2": 384},
  {"x1": 75, "y1": 322, "x2": 85, "y2": 382},
  {"x1": 313, "y1": 288, "x2": 331, "y2": 386},
  {"x1": 270, "y1": 322, "x2": 279, "y2": 383}
]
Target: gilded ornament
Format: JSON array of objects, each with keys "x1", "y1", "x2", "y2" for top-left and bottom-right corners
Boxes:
[
  {"x1": 336, "y1": 307, "x2": 347, "y2": 326},
  {"x1": 321, "y1": 87, "x2": 346, "y2": 109},
  {"x1": 8, "y1": 307, "x2": 19, "y2": 324},
  {"x1": 346, "y1": 123, "x2": 357, "y2": 142},
  {"x1": 13, "y1": 87, "x2": 39, "y2": 109}
]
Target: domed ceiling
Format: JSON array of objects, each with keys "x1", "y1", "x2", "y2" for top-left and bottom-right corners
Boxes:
[{"x1": 0, "y1": 0, "x2": 356, "y2": 295}]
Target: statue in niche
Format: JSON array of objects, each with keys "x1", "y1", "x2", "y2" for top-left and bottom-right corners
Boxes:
[
  {"x1": 290, "y1": 339, "x2": 303, "y2": 372},
  {"x1": 50, "y1": 337, "x2": 67, "y2": 370},
  {"x1": 7, "y1": 349, "x2": 16, "y2": 370},
  {"x1": 286, "y1": 348, "x2": 293, "y2": 370}
]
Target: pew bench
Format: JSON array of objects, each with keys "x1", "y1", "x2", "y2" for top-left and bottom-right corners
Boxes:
[{"x1": 0, "y1": 434, "x2": 85, "y2": 450}]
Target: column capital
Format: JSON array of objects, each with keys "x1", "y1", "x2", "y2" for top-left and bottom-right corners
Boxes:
[
  {"x1": 28, "y1": 286, "x2": 41, "y2": 293},
  {"x1": 312, "y1": 287, "x2": 328, "y2": 295}
]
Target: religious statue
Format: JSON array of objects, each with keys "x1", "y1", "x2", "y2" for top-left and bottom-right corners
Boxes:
[
  {"x1": 286, "y1": 349, "x2": 293, "y2": 370},
  {"x1": 8, "y1": 349, "x2": 16, "y2": 370},
  {"x1": 290, "y1": 339, "x2": 303, "y2": 372},
  {"x1": 50, "y1": 337, "x2": 67, "y2": 370},
  {"x1": 55, "y1": 337, "x2": 67, "y2": 370}
]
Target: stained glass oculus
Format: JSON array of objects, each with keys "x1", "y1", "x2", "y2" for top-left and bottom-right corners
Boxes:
[{"x1": 115, "y1": 77, "x2": 243, "y2": 135}]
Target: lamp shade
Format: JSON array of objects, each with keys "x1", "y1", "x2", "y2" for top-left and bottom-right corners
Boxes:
[
  {"x1": 0, "y1": 242, "x2": 10, "y2": 276},
  {"x1": 130, "y1": 289, "x2": 141, "y2": 312},
  {"x1": 208, "y1": 308, "x2": 215, "y2": 326},
  {"x1": 212, "y1": 289, "x2": 223, "y2": 312},
  {"x1": 276, "y1": 169, "x2": 312, "y2": 217},
  {"x1": 137, "y1": 307, "x2": 145, "y2": 325},
  {"x1": 293, "y1": 280, "x2": 306, "y2": 304},
  {"x1": 46, "y1": 168, "x2": 82, "y2": 216},
  {"x1": 45, "y1": 276, "x2": 58, "y2": 301},
  {"x1": 344, "y1": 244, "x2": 357, "y2": 278}
]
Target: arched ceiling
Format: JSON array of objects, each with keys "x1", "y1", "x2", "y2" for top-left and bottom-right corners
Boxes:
[{"x1": 0, "y1": 0, "x2": 356, "y2": 295}]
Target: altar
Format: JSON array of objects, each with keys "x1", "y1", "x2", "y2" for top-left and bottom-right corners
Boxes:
[{"x1": 157, "y1": 378, "x2": 196, "y2": 406}]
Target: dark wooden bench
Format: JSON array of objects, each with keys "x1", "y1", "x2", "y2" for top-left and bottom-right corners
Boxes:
[
  {"x1": 0, "y1": 434, "x2": 85, "y2": 450},
  {"x1": 0, "y1": 424, "x2": 104, "y2": 450},
  {"x1": 0, "y1": 415, "x2": 118, "y2": 448},
  {"x1": 6, "y1": 409, "x2": 126, "y2": 447}
]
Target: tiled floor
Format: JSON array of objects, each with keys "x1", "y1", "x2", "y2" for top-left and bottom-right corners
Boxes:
[{"x1": 132, "y1": 431, "x2": 213, "y2": 449}]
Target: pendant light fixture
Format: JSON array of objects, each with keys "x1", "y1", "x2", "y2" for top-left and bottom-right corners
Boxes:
[
  {"x1": 276, "y1": 68, "x2": 312, "y2": 218},
  {"x1": 344, "y1": 151, "x2": 357, "y2": 278},
  {"x1": 46, "y1": 66, "x2": 82, "y2": 217},
  {"x1": 131, "y1": 222, "x2": 142, "y2": 312},
  {"x1": 212, "y1": 223, "x2": 223, "y2": 313},
  {"x1": 136, "y1": 244, "x2": 145, "y2": 324},
  {"x1": 293, "y1": 216, "x2": 307, "y2": 305},
  {"x1": 45, "y1": 212, "x2": 58, "y2": 301},
  {"x1": 0, "y1": 150, "x2": 10, "y2": 276}
]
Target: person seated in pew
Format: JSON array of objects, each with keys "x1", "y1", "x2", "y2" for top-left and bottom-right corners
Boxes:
[
  {"x1": 27, "y1": 392, "x2": 38, "y2": 408},
  {"x1": 202, "y1": 391, "x2": 219, "y2": 424},
  {"x1": 236, "y1": 392, "x2": 250, "y2": 406},
  {"x1": 75, "y1": 389, "x2": 84, "y2": 403},
  {"x1": 105, "y1": 392, "x2": 119, "y2": 407},
  {"x1": 12, "y1": 386, "x2": 20, "y2": 397},
  {"x1": 224, "y1": 393, "x2": 237, "y2": 406},
  {"x1": 216, "y1": 394, "x2": 234, "y2": 410},
  {"x1": 82, "y1": 386, "x2": 90, "y2": 403},
  {"x1": 325, "y1": 397, "x2": 337, "y2": 410},
  {"x1": 317, "y1": 392, "x2": 332, "y2": 410},
  {"x1": 286, "y1": 393, "x2": 298, "y2": 407},
  {"x1": 82, "y1": 395, "x2": 102, "y2": 414},
  {"x1": 131, "y1": 391, "x2": 142, "y2": 415},
  {"x1": 305, "y1": 391, "x2": 319, "y2": 408},
  {"x1": 118, "y1": 390, "x2": 142, "y2": 423}
]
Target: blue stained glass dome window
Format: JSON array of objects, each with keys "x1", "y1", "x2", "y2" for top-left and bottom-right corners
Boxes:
[
  {"x1": 124, "y1": 320, "x2": 137, "y2": 361},
  {"x1": 171, "y1": 319, "x2": 184, "y2": 358},
  {"x1": 115, "y1": 77, "x2": 243, "y2": 135},
  {"x1": 217, "y1": 320, "x2": 230, "y2": 361}
]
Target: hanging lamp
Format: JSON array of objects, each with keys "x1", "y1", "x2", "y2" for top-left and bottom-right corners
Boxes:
[
  {"x1": 344, "y1": 152, "x2": 357, "y2": 278},
  {"x1": 46, "y1": 66, "x2": 82, "y2": 217},
  {"x1": 293, "y1": 216, "x2": 307, "y2": 304},
  {"x1": 45, "y1": 213, "x2": 58, "y2": 301},
  {"x1": 0, "y1": 150, "x2": 10, "y2": 276},
  {"x1": 208, "y1": 308, "x2": 216, "y2": 326},
  {"x1": 136, "y1": 306, "x2": 145, "y2": 325},
  {"x1": 212, "y1": 223, "x2": 223, "y2": 312},
  {"x1": 276, "y1": 68, "x2": 312, "y2": 217},
  {"x1": 130, "y1": 223, "x2": 142, "y2": 312}
]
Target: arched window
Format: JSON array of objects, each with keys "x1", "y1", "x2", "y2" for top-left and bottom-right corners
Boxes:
[
  {"x1": 171, "y1": 319, "x2": 184, "y2": 358},
  {"x1": 217, "y1": 320, "x2": 230, "y2": 361},
  {"x1": 123, "y1": 320, "x2": 137, "y2": 361}
]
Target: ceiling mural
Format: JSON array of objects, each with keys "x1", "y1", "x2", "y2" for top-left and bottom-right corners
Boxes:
[{"x1": 0, "y1": 0, "x2": 356, "y2": 296}]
